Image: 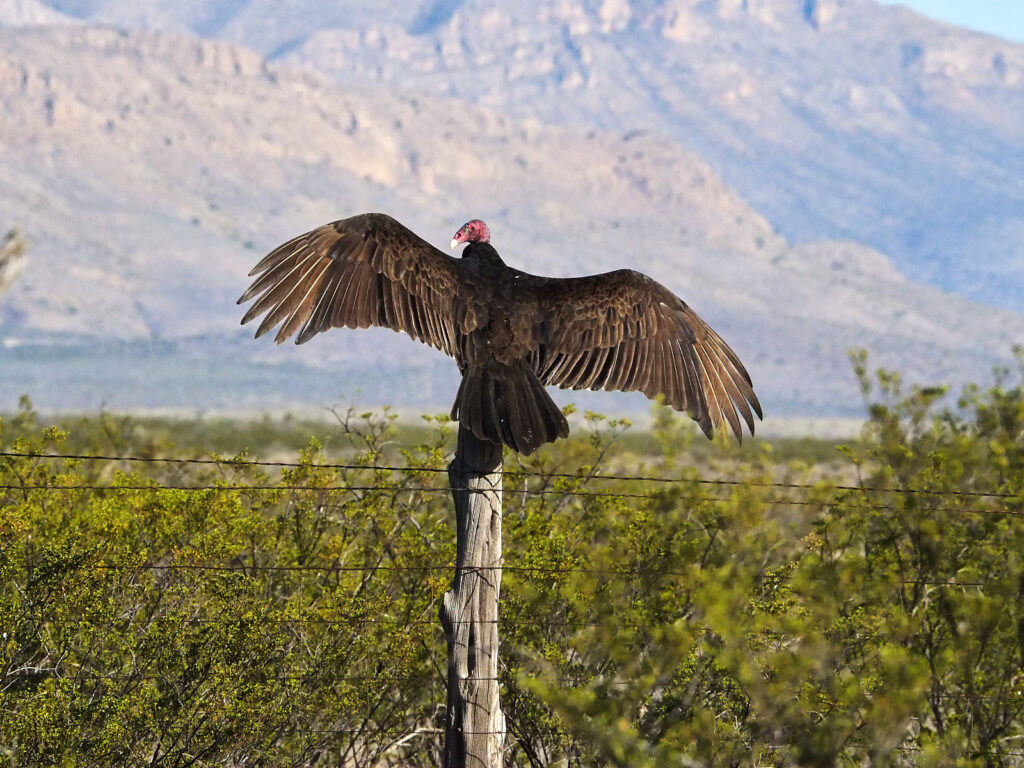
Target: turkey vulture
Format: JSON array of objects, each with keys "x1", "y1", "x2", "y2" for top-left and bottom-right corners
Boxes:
[{"x1": 238, "y1": 214, "x2": 761, "y2": 454}]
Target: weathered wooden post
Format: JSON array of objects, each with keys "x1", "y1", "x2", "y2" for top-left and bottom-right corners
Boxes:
[{"x1": 440, "y1": 426, "x2": 505, "y2": 768}]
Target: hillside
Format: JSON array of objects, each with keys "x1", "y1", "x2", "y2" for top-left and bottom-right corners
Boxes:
[
  {"x1": 0, "y1": 0, "x2": 71, "y2": 25},
  {"x1": 0, "y1": 24, "x2": 1020, "y2": 416},
  {"x1": 27, "y1": 0, "x2": 1024, "y2": 312}
]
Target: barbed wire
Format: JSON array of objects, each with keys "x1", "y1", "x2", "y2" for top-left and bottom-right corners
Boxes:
[
  {"x1": 5, "y1": 668, "x2": 1021, "y2": 708},
  {"x1": 294, "y1": 721, "x2": 1024, "y2": 759},
  {"x1": 78, "y1": 561, "x2": 992, "y2": 588},
  {"x1": 0, "y1": 480, "x2": 1017, "y2": 519},
  {"x1": 1, "y1": 450, "x2": 1017, "y2": 500},
  {"x1": 0, "y1": 481, "x2": 649, "y2": 501},
  {"x1": 21, "y1": 615, "x2": 654, "y2": 629},
  {"x1": 2, "y1": 669, "x2": 486, "y2": 684},
  {"x1": 87, "y1": 562, "x2": 675, "y2": 575}
]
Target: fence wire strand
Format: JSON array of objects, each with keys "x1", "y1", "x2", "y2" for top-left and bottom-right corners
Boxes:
[
  {"x1": 0, "y1": 480, "x2": 1019, "y2": 518},
  {"x1": 1, "y1": 450, "x2": 1017, "y2": 500},
  {"x1": 75, "y1": 561, "x2": 993, "y2": 589}
]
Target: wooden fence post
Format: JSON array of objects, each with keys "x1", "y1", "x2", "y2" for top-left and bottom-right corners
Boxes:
[{"x1": 440, "y1": 426, "x2": 505, "y2": 768}]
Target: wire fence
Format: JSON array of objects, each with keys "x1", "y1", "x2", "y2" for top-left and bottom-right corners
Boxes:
[
  {"x1": 1, "y1": 451, "x2": 1020, "y2": 519},
  {"x1": 1, "y1": 483, "x2": 1015, "y2": 518},
  {"x1": 1, "y1": 451, "x2": 1016, "y2": 593},
  {"x1": 3, "y1": 448, "x2": 1023, "y2": 764},
  {"x1": 2, "y1": 450, "x2": 1017, "y2": 616},
  {"x1": 1, "y1": 449, "x2": 1019, "y2": 499},
  {"x1": 76, "y1": 561, "x2": 991, "y2": 587}
]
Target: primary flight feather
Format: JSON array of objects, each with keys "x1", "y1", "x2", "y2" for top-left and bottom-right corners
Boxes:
[{"x1": 238, "y1": 213, "x2": 762, "y2": 454}]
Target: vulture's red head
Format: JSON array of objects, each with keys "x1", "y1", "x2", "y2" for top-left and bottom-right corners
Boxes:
[{"x1": 450, "y1": 219, "x2": 490, "y2": 250}]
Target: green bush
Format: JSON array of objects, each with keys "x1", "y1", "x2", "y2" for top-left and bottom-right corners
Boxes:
[{"x1": 1, "y1": 352, "x2": 1022, "y2": 767}]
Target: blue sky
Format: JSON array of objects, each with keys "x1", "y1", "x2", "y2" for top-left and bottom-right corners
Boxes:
[{"x1": 878, "y1": 0, "x2": 1024, "y2": 43}]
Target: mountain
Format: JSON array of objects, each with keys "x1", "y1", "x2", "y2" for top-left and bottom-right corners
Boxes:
[
  {"x1": 0, "y1": 24, "x2": 1020, "y2": 418},
  {"x1": 0, "y1": 0, "x2": 72, "y2": 25},
  {"x1": 29, "y1": 0, "x2": 1024, "y2": 313},
  {"x1": 0, "y1": 229, "x2": 27, "y2": 295}
]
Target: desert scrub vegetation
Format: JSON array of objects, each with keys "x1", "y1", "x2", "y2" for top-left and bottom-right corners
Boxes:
[{"x1": 1, "y1": 351, "x2": 1023, "y2": 767}]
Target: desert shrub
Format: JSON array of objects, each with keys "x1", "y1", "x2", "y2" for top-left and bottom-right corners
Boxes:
[{"x1": 1, "y1": 352, "x2": 1022, "y2": 766}]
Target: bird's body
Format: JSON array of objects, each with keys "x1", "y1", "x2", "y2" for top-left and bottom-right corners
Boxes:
[{"x1": 239, "y1": 213, "x2": 761, "y2": 454}]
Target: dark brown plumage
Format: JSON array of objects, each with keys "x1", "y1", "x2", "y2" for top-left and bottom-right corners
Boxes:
[{"x1": 238, "y1": 213, "x2": 762, "y2": 454}]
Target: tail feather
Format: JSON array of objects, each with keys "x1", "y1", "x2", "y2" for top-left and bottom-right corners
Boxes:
[
  {"x1": 452, "y1": 362, "x2": 569, "y2": 455},
  {"x1": 504, "y1": 372, "x2": 528, "y2": 450},
  {"x1": 484, "y1": 372, "x2": 505, "y2": 446}
]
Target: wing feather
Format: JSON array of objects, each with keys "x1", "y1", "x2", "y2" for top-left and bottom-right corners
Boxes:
[
  {"x1": 254, "y1": 254, "x2": 324, "y2": 340},
  {"x1": 694, "y1": 343, "x2": 737, "y2": 438},
  {"x1": 666, "y1": 343, "x2": 685, "y2": 411},
  {"x1": 278, "y1": 260, "x2": 332, "y2": 342},
  {"x1": 678, "y1": 343, "x2": 706, "y2": 422},
  {"x1": 628, "y1": 337, "x2": 649, "y2": 392},
  {"x1": 525, "y1": 269, "x2": 759, "y2": 440},
  {"x1": 238, "y1": 213, "x2": 468, "y2": 357},
  {"x1": 241, "y1": 248, "x2": 318, "y2": 324},
  {"x1": 617, "y1": 342, "x2": 639, "y2": 391},
  {"x1": 706, "y1": 338, "x2": 759, "y2": 433}
]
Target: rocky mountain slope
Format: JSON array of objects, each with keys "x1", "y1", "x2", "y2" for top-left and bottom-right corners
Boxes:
[
  {"x1": 0, "y1": 24, "x2": 1020, "y2": 416},
  {"x1": 0, "y1": 0, "x2": 71, "y2": 26},
  {"x1": 26, "y1": 0, "x2": 1024, "y2": 313}
]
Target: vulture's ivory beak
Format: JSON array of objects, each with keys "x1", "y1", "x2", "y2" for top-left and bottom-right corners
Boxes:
[{"x1": 450, "y1": 238, "x2": 462, "y2": 250}]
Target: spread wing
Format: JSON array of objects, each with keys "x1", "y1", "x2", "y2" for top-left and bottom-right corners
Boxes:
[
  {"x1": 237, "y1": 213, "x2": 469, "y2": 356},
  {"x1": 526, "y1": 269, "x2": 762, "y2": 440}
]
